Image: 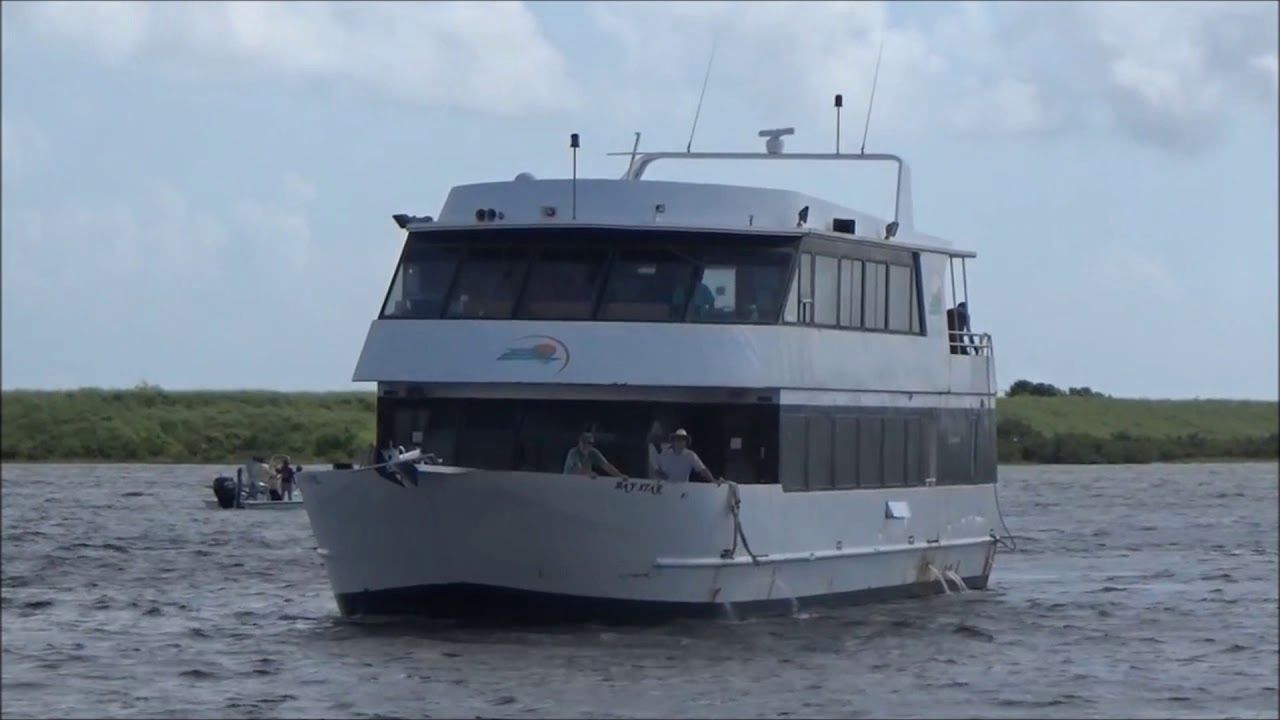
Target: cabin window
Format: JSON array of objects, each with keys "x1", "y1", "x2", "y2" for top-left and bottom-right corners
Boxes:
[
  {"x1": 796, "y1": 253, "x2": 814, "y2": 323},
  {"x1": 863, "y1": 261, "x2": 888, "y2": 330},
  {"x1": 805, "y1": 413, "x2": 834, "y2": 490},
  {"x1": 858, "y1": 417, "x2": 884, "y2": 487},
  {"x1": 779, "y1": 414, "x2": 808, "y2": 491},
  {"x1": 445, "y1": 246, "x2": 530, "y2": 319},
  {"x1": 517, "y1": 248, "x2": 610, "y2": 320},
  {"x1": 812, "y1": 255, "x2": 839, "y2": 326},
  {"x1": 937, "y1": 411, "x2": 976, "y2": 485},
  {"x1": 379, "y1": 396, "x2": 781, "y2": 483},
  {"x1": 887, "y1": 263, "x2": 914, "y2": 333},
  {"x1": 380, "y1": 228, "x2": 799, "y2": 324},
  {"x1": 833, "y1": 415, "x2": 859, "y2": 487},
  {"x1": 598, "y1": 249, "x2": 696, "y2": 322},
  {"x1": 904, "y1": 417, "x2": 923, "y2": 485},
  {"x1": 909, "y1": 255, "x2": 922, "y2": 333},
  {"x1": 382, "y1": 246, "x2": 462, "y2": 319},
  {"x1": 840, "y1": 258, "x2": 863, "y2": 328},
  {"x1": 784, "y1": 272, "x2": 799, "y2": 323},
  {"x1": 883, "y1": 418, "x2": 907, "y2": 486},
  {"x1": 687, "y1": 247, "x2": 794, "y2": 324}
]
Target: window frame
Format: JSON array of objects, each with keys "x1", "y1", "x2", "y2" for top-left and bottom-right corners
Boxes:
[{"x1": 811, "y1": 254, "x2": 840, "y2": 327}]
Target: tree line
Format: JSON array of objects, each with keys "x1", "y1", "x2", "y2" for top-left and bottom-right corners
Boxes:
[{"x1": 0, "y1": 383, "x2": 1275, "y2": 465}]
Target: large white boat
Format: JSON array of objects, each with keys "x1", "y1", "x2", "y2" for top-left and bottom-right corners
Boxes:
[{"x1": 298, "y1": 113, "x2": 1009, "y2": 622}]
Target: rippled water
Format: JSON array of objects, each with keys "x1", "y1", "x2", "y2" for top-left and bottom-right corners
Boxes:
[{"x1": 2, "y1": 462, "x2": 1277, "y2": 719}]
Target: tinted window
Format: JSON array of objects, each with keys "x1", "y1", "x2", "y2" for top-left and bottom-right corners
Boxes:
[
  {"x1": 858, "y1": 417, "x2": 883, "y2": 487},
  {"x1": 805, "y1": 413, "x2": 834, "y2": 489},
  {"x1": 518, "y1": 248, "x2": 610, "y2": 320},
  {"x1": 840, "y1": 258, "x2": 863, "y2": 328},
  {"x1": 797, "y1": 253, "x2": 813, "y2": 323},
  {"x1": 813, "y1": 255, "x2": 839, "y2": 326},
  {"x1": 382, "y1": 246, "x2": 461, "y2": 319},
  {"x1": 784, "y1": 270, "x2": 799, "y2": 322},
  {"x1": 445, "y1": 246, "x2": 529, "y2": 319},
  {"x1": 599, "y1": 250, "x2": 695, "y2": 322},
  {"x1": 687, "y1": 247, "x2": 794, "y2": 324},
  {"x1": 864, "y1": 261, "x2": 887, "y2": 330},
  {"x1": 883, "y1": 417, "x2": 907, "y2": 486},
  {"x1": 887, "y1": 263, "x2": 913, "y2": 332},
  {"x1": 908, "y1": 257, "x2": 921, "y2": 333},
  {"x1": 834, "y1": 415, "x2": 859, "y2": 487},
  {"x1": 779, "y1": 414, "x2": 807, "y2": 491}
]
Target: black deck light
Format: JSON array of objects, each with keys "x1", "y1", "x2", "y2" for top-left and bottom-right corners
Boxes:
[
  {"x1": 392, "y1": 214, "x2": 410, "y2": 229},
  {"x1": 796, "y1": 205, "x2": 810, "y2": 227}
]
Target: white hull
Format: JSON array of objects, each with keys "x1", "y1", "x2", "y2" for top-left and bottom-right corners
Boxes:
[
  {"x1": 298, "y1": 465, "x2": 1000, "y2": 621},
  {"x1": 204, "y1": 498, "x2": 305, "y2": 510}
]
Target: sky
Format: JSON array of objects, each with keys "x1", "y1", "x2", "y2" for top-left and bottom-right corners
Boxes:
[{"x1": 1, "y1": 0, "x2": 1277, "y2": 400}]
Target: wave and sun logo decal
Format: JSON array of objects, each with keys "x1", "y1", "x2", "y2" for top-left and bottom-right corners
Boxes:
[{"x1": 496, "y1": 335, "x2": 571, "y2": 374}]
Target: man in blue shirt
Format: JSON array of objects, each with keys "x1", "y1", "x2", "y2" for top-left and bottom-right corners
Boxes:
[{"x1": 563, "y1": 432, "x2": 627, "y2": 479}]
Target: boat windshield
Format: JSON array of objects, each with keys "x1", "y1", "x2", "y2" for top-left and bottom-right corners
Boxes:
[{"x1": 380, "y1": 228, "x2": 797, "y2": 324}]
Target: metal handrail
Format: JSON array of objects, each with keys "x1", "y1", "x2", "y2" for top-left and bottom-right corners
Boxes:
[{"x1": 948, "y1": 330, "x2": 992, "y2": 357}]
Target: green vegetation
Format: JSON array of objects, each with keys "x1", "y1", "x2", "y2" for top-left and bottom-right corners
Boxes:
[
  {"x1": 0, "y1": 384, "x2": 375, "y2": 464},
  {"x1": 0, "y1": 381, "x2": 1275, "y2": 465},
  {"x1": 997, "y1": 380, "x2": 1278, "y2": 464}
]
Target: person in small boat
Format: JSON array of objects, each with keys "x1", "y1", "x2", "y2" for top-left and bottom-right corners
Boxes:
[
  {"x1": 245, "y1": 456, "x2": 272, "y2": 500},
  {"x1": 653, "y1": 429, "x2": 718, "y2": 483},
  {"x1": 945, "y1": 301, "x2": 971, "y2": 355},
  {"x1": 563, "y1": 432, "x2": 627, "y2": 479},
  {"x1": 278, "y1": 456, "x2": 296, "y2": 501}
]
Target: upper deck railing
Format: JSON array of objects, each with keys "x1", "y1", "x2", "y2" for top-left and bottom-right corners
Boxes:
[{"x1": 607, "y1": 130, "x2": 915, "y2": 234}]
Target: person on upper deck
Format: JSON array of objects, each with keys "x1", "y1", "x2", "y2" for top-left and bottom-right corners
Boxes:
[
  {"x1": 563, "y1": 432, "x2": 627, "y2": 479},
  {"x1": 646, "y1": 421, "x2": 670, "y2": 478},
  {"x1": 946, "y1": 301, "x2": 971, "y2": 355},
  {"x1": 653, "y1": 429, "x2": 718, "y2": 484}
]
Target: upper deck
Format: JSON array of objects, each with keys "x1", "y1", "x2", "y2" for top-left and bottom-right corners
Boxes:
[{"x1": 358, "y1": 128, "x2": 992, "y2": 397}]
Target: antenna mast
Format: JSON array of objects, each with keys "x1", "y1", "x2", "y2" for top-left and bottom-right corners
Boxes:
[
  {"x1": 685, "y1": 33, "x2": 721, "y2": 153},
  {"x1": 834, "y1": 93, "x2": 844, "y2": 153},
  {"x1": 569, "y1": 133, "x2": 580, "y2": 220},
  {"x1": 859, "y1": 38, "x2": 885, "y2": 155}
]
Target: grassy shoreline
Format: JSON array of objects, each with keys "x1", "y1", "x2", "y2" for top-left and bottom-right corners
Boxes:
[{"x1": 2, "y1": 388, "x2": 1276, "y2": 466}]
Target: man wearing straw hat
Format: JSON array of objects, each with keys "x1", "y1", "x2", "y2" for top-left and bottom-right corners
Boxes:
[{"x1": 653, "y1": 429, "x2": 718, "y2": 484}]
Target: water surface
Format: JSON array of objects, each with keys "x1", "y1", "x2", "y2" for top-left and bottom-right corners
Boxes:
[{"x1": 2, "y1": 462, "x2": 1277, "y2": 718}]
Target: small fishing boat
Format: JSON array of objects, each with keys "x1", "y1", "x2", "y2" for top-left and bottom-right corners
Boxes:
[{"x1": 206, "y1": 455, "x2": 305, "y2": 510}]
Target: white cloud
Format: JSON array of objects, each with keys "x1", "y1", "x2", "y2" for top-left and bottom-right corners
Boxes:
[
  {"x1": 235, "y1": 173, "x2": 316, "y2": 275},
  {"x1": 15, "y1": 1, "x2": 577, "y2": 117},
  {"x1": 1091, "y1": 247, "x2": 1177, "y2": 300},
  {"x1": 0, "y1": 175, "x2": 342, "y2": 387},
  {"x1": 0, "y1": 113, "x2": 46, "y2": 179},
  {"x1": 1253, "y1": 53, "x2": 1279, "y2": 92},
  {"x1": 589, "y1": 1, "x2": 1279, "y2": 152}
]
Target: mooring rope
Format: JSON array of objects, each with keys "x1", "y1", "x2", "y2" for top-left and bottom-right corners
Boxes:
[{"x1": 724, "y1": 481, "x2": 761, "y2": 565}]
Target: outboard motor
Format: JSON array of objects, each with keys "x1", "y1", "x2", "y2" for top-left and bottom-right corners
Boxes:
[{"x1": 212, "y1": 475, "x2": 238, "y2": 509}]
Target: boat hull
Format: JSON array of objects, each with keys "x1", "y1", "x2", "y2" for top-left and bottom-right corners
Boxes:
[{"x1": 299, "y1": 466, "x2": 999, "y2": 623}]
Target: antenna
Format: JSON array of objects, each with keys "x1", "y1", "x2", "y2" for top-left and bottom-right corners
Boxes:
[
  {"x1": 834, "y1": 93, "x2": 844, "y2": 154},
  {"x1": 685, "y1": 33, "x2": 720, "y2": 153},
  {"x1": 626, "y1": 132, "x2": 642, "y2": 178},
  {"x1": 859, "y1": 38, "x2": 885, "y2": 155},
  {"x1": 570, "y1": 132, "x2": 580, "y2": 220}
]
